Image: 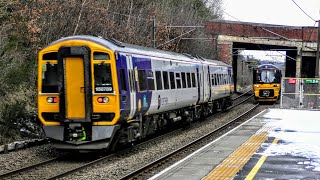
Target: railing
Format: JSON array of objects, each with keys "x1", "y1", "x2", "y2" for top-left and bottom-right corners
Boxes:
[{"x1": 280, "y1": 77, "x2": 320, "y2": 109}]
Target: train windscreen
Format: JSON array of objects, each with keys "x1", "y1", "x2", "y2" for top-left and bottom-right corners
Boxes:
[
  {"x1": 94, "y1": 63, "x2": 113, "y2": 93},
  {"x1": 254, "y1": 69, "x2": 281, "y2": 84},
  {"x1": 42, "y1": 63, "x2": 58, "y2": 93}
]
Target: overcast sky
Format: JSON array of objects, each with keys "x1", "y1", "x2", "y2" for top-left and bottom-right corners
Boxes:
[
  {"x1": 222, "y1": 0, "x2": 320, "y2": 61},
  {"x1": 222, "y1": 0, "x2": 320, "y2": 27}
]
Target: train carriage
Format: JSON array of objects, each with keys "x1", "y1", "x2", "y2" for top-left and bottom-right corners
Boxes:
[
  {"x1": 38, "y1": 35, "x2": 233, "y2": 151},
  {"x1": 253, "y1": 64, "x2": 281, "y2": 102}
]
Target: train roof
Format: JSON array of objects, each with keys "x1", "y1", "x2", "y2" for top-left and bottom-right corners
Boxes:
[
  {"x1": 46, "y1": 35, "x2": 230, "y2": 67},
  {"x1": 255, "y1": 64, "x2": 280, "y2": 70}
]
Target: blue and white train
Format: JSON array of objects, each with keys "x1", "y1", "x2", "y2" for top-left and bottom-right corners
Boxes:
[{"x1": 37, "y1": 35, "x2": 234, "y2": 151}]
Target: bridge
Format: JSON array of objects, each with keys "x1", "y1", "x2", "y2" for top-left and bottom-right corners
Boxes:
[{"x1": 204, "y1": 20, "x2": 319, "y2": 80}]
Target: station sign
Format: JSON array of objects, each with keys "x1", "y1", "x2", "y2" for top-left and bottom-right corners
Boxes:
[
  {"x1": 288, "y1": 78, "x2": 296, "y2": 84},
  {"x1": 305, "y1": 79, "x2": 319, "y2": 84}
]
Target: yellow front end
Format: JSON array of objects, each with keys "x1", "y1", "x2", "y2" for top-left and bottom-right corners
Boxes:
[
  {"x1": 38, "y1": 39, "x2": 120, "y2": 150},
  {"x1": 253, "y1": 83, "x2": 280, "y2": 102}
]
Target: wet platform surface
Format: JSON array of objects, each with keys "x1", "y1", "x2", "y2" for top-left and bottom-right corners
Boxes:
[{"x1": 149, "y1": 108, "x2": 320, "y2": 180}]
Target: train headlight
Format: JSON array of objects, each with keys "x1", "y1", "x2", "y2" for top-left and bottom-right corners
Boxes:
[
  {"x1": 47, "y1": 97, "x2": 53, "y2": 103},
  {"x1": 254, "y1": 85, "x2": 260, "y2": 88},
  {"x1": 103, "y1": 97, "x2": 109, "y2": 103},
  {"x1": 97, "y1": 97, "x2": 109, "y2": 103},
  {"x1": 47, "y1": 97, "x2": 58, "y2": 103}
]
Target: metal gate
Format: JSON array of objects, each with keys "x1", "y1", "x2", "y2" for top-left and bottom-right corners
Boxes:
[{"x1": 280, "y1": 77, "x2": 320, "y2": 109}]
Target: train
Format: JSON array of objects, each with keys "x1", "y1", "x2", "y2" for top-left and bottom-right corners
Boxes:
[
  {"x1": 37, "y1": 35, "x2": 234, "y2": 151},
  {"x1": 253, "y1": 64, "x2": 281, "y2": 102}
]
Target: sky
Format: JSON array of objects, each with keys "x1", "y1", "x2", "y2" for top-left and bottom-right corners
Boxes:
[
  {"x1": 222, "y1": 0, "x2": 320, "y2": 61},
  {"x1": 222, "y1": 0, "x2": 320, "y2": 26}
]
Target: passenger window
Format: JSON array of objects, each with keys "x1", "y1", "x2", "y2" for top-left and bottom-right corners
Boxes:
[
  {"x1": 191, "y1": 73, "x2": 196, "y2": 87},
  {"x1": 170, "y1": 72, "x2": 175, "y2": 89},
  {"x1": 156, "y1": 71, "x2": 162, "y2": 90},
  {"x1": 215, "y1": 74, "x2": 219, "y2": 85},
  {"x1": 163, "y1": 71, "x2": 169, "y2": 89},
  {"x1": 225, "y1": 74, "x2": 227, "y2": 84},
  {"x1": 211, "y1": 74, "x2": 215, "y2": 86},
  {"x1": 120, "y1": 69, "x2": 127, "y2": 91},
  {"x1": 138, "y1": 70, "x2": 147, "y2": 91},
  {"x1": 187, "y1": 73, "x2": 191, "y2": 88},
  {"x1": 94, "y1": 52, "x2": 110, "y2": 60},
  {"x1": 181, "y1": 72, "x2": 186, "y2": 88},
  {"x1": 176, "y1": 73, "x2": 181, "y2": 89},
  {"x1": 42, "y1": 63, "x2": 58, "y2": 93},
  {"x1": 147, "y1": 70, "x2": 155, "y2": 90}
]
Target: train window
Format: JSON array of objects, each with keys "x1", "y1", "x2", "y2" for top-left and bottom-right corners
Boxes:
[
  {"x1": 223, "y1": 74, "x2": 225, "y2": 84},
  {"x1": 216, "y1": 74, "x2": 219, "y2": 85},
  {"x1": 42, "y1": 63, "x2": 58, "y2": 93},
  {"x1": 163, "y1": 71, "x2": 169, "y2": 89},
  {"x1": 138, "y1": 70, "x2": 147, "y2": 91},
  {"x1": 43, "y1": 52, "x2": 57, "y2": 60},
  {"x1": 176, "y1": 73, "x2": 181, "y2": 89},
  {"x1": 191, "y1": 73, "x2": 196, "y2": 87},
  {"x1": 94, "y1": 52, "x2": 110, "y2": 60},
  {"x1": 211, "y1": 74, "x2": 215, "y2": 86},
  {"x1": 94, "y1": 63, "x2": 113, "y2": 93},
  {"x1": 170, "y1": 72, "x2": 175, "y2": 89},
  {"x1": 187, "y1": 73, "x2": 191, "y2": 88},
  {"x1": 155, "y1": 71, "x2": 162, "y2": 90},
  {"x1": 119, "y1": 69, "x2": 127, "y2": 91},
  {"x1": 147, "y1": 70, "x2": 155, "y2": 90},
  {"x1": 181, "y1": 72, "x2": 186, "y2": 88}
]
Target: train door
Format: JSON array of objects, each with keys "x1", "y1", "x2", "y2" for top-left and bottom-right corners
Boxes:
[
  {"x1": 65, "y1": 57, "x2": 85, "y2": 118},
  {"x1": 57, "y1": 46, "x2": 92, "y2": 122},
  {"x1": 126, "y1": 55, "x2": 137, "y2": 120},
  {"x1": 208, "y1": 66, "x2": 212, "y2": 101},
  {"x1": 196, "y1": 67, "x2": 201, "y2": 104}
]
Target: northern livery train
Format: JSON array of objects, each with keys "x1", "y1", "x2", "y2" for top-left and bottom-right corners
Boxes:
[
  {"x1": 38, "y1": 35, "x2": 234, "y2": 151},
  {"x1": 253, "y1": 64, "x2": 281, "y2": 102}
]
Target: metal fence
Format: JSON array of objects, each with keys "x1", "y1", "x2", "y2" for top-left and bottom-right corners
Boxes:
[{"x1": 280, "y1": 77, "x2": 320, "y2": 109}]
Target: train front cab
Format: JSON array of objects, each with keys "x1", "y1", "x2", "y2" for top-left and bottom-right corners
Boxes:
[
  {"x1": 253, "y1": 65, "x2": 281, "y2": 102},
  {"x1": 38, "y1": 39, "x2": 120, "y2": 150}
]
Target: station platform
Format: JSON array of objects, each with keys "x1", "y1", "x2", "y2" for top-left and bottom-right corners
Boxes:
[{"x1": 149, "y1": 108, "x2": 320, "y2": 180}]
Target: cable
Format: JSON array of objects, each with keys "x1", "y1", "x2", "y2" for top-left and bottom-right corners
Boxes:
[
  {"x1": 223, "y1": 11, "x2": 242, "y2": 21},
  {"x1": 291, "y1": 0, "x2": 316, "y2": 22}
]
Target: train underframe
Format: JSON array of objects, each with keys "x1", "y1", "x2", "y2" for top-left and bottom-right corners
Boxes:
[
  {"x1": 45, "y1": 96, "x2": 232, "y2": 152},
  {"x1": 111, "y1": 96, "x2": 232, "y2": 150}
]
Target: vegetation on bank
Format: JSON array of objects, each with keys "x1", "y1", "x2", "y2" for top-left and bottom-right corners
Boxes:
[{"x1": 0, "y1": 0, "x2": 223, "y2": 144}]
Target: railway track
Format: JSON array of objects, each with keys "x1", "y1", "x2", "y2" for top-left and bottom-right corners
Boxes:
[
  {"x1": 0, "y1": 91, "x2": 254, "y2": 179},
  {"x1": 119, "y1": 103, "x2": 261, "y2": 179}
]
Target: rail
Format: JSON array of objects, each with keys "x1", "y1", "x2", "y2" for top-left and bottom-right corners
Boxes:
[{"x1": 119, "y1": 103, "x2": 260, "y2": 179}]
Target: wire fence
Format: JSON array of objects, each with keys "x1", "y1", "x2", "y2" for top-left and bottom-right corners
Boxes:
[{"x1": 280, "y1": 77, "x2": 320, "y2": 109}]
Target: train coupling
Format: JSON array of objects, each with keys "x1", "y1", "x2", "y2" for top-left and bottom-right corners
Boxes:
[{"x1": 67, "y1": 123, "x2": 86, "y2": 141}]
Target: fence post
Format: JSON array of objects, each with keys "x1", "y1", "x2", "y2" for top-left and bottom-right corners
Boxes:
[{"x1": 299, "y1": 79, "x2": 303, "y2": 109}]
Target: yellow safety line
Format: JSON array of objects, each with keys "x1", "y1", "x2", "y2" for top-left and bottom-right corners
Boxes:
[
  {"x1": 202, "y1": 125, "x2": 273, "y2": 180},
  {"x1": 245, "y1": 138, "x2": 279, "y2": 180}
]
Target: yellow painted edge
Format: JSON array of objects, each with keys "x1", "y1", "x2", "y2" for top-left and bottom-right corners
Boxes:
[
  {"x1": 202, "y1": 129, "x2": 270, "y2": 180},
  {"x1": 245, "y1": 138, "x2": 279, "y2": 180}
]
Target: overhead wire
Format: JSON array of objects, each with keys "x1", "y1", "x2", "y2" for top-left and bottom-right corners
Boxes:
[{"x1": 291, "y1": 0, "x2": 316, "y2": 22}]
